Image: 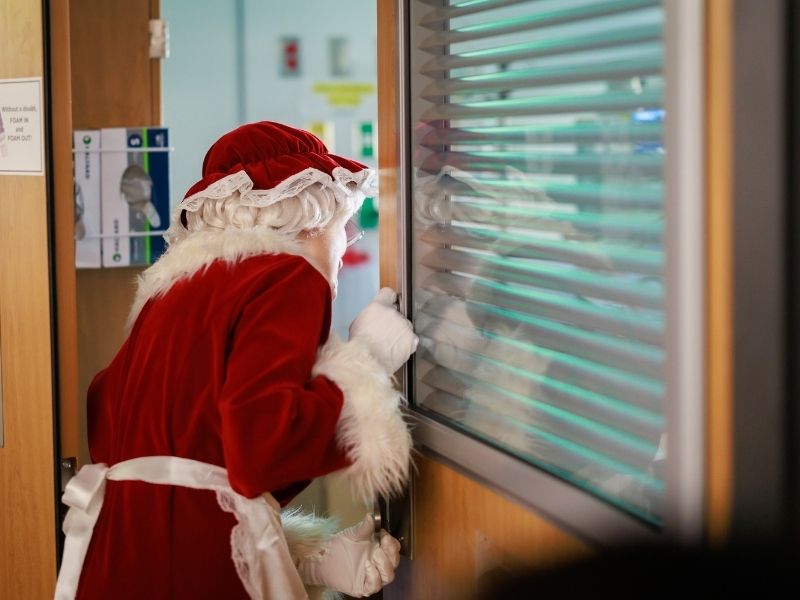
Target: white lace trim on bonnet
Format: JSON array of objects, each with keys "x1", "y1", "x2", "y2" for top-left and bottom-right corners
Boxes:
[{"x1": 165, "y1": 166, "x2": 378, "y2": 244}]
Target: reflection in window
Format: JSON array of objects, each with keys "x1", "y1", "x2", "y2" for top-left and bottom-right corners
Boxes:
[{"x1": 410, "y1": 0, "x2": 666, "y2": 526}]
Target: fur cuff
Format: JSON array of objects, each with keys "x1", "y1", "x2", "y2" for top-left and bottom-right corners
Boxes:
[
  {"x1": 313, "y1": 335, "x2": 412, "y2": 501},
  {"x1": 281, "y1": 509, "x2": 342, "y2": 600}
]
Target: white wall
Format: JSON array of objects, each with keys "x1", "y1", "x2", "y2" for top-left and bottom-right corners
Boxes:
[
  {"x1": 162, "y1": 0, "x2": 242, "y2": 206},
  {"x1": 242, "y1": 0, "x2": 377, "y2": 160},
  {"x1": 163, "y1": 0, "x2": 377, "y2": 206}
]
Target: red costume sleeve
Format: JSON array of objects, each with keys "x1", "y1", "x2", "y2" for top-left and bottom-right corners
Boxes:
[{"x1": 218, "y1": 259, "x2": 350, "y2": 499}]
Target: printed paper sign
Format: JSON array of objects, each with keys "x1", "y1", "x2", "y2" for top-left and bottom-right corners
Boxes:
[{"x1": 0, "y1": 77, "x2": 44, "y2": 176}]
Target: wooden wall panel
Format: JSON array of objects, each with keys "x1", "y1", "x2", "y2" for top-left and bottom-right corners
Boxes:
[
  {"x1": 0, "y1": 0, "x2": 58, "y2": 595},
  {"x1": 149, "y1": 0, "x2": 162, "y2": 125},
  {"x1": 411, "y1": 457, "x2": 590, "y2": 600},
  {"x1": 51, "y1": 0, "x2": 81, "y2": 462},
  {"x1": 705, "y1": 0, "x2": 733, "y2": 546},
  {"x1": 377, "y1": 0, "x2": 400, "y2": 289},
  {"x1": 69, "y1": 0, "x2": 157, "y2": 129},
  {"x1": 68, "y1": 0, "x2": 159, "y2": 463},
  {"x1": 75, "y1": 268, "x2": 143, "y2": 463}
]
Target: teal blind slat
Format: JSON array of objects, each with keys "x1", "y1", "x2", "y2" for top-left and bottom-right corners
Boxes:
[
  {"x1": 421, "y1": 247, "x2": 664, "y2": 309},
  {"x1": 418, "y1": 283, "x2": 665, "y2": 379},
  {"x1": 420, "y1": 225, "x2": 663, "y2": 277},
  {"x1": 410, "y1": 0, "x2": 667, "y2": 526},
  {"x1": 416, "y1": 313, "x2": 664, "y2": 429},
  {"x1": 419, "y1": 355, "x2": 660, "y2": 468},
  {"x1": 420, "y1": 0, "x2": 538, "y2": 27},
  {"x1": 441, "y1": 201, "x2": 663, "y2": 243},
  {"x1": 421, "y1": 88, "x2": 662, "y2": 120},
  {"x1": 418, "y1": 122, "x2": 664, "y2": 146},
  {"x1": 421, "y1": 54, "x2": 662, "y2": 98},
  {"x1": 420, "y1": 258, "x2": 664, "y2": 343},
  {"x1": 420, "y1": 386, "x2": 660, "y2": 488},
  {"x1": 418, "y1": 296, "x2": 664, "y2": 408},
  {"x1": 435, "y1": 174, "x2": 663, "y2": 208},
  {"x1": 419, "y1": 0, "x2": 659, "y2": 49},
  {"x1": 419, "y1": 23, "x2": 662, "y2": 74},
  {"x1": 418, "y1": 149, "x2": 664, "y2": 178}
]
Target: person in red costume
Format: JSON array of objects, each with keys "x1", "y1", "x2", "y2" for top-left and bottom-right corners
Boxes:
[{"x1": 55, "y1": 121, "x2": 418, "y2": 600}]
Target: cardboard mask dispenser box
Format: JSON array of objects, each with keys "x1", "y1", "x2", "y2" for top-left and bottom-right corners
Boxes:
[{"x1": 101, "y1": 127, "x2": 170, "y2": 267}]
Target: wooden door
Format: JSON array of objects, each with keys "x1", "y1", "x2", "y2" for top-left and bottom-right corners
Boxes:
[{"x1": 0, "y1": 1, "x2": 59, "y2": 597}]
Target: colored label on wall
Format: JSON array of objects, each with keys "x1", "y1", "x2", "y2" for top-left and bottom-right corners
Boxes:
[
  {"x1": 359, "y1": 121, "x2": 374, "y2": 158},
  {"x1": 281, "y1": 37, "x2": 300, "y2": 76},
  {"x1": 312, "y1": 82, "x2": 375, "y2": 107},
  {"x1": 307, "y1": 121, "x2": 335, "y2": 151}
]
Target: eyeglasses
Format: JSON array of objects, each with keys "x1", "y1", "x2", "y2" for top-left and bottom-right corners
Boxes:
[{"x1": 345, "y1": 218, "x2": 364, "y2": 247}]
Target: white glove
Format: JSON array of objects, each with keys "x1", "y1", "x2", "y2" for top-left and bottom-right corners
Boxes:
[
  {"x1": 349, "y1": 288, "x2": 419, "y2": 374},
  {"x1": 297, "y1": 514, "x2": 402, "y2": 597}
]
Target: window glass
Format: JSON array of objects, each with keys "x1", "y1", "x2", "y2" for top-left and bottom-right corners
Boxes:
[{"x1": 409, "y1": 0, "x2": 666, "y2": 526}]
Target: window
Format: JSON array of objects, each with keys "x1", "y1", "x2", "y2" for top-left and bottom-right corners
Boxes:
[{"x1": 404, "y1": 0, "x2": 703, "y2": 539}]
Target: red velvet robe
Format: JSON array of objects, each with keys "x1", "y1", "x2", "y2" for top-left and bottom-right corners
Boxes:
[{"x1": 77, "y1": 253, "x2": 350, "y2": 599}]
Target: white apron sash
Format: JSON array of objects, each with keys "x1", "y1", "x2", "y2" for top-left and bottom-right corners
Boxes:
[{"x1": 54, "y1": 456, "x2": 308, "y2": 600}]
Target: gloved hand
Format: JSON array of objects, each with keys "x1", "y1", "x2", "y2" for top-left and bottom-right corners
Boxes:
[
  {"x1": 349, "y1": 287, "x2": 419, "y2": 374},
  {"x1": 297, "y1": 514, "x2": 402, "y2": 597}
]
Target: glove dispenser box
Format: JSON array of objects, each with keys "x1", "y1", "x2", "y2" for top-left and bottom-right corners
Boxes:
[
  {"x1": 100, "y1": 127, "x2": 170, "y2": 267},
  {"x1": 72, "y1": 127, "x2": 171, "y2": 268}
]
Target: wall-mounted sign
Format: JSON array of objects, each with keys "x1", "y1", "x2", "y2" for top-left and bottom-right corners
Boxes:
[
  {"x1": 0, "y1": 77, "x2": 44, "y2": 176},
  {"x1": 329, "y1": 37, "x2": 351, "y2": 77},
  {"x1": 312, "y1": 82, "x2": 375, "y2": 108},
  {"x1": 281, "y1": 37, "x2": 300, "y2": 77},
  {"x1": 358, "y1": 121, "x2": 374, "y2": 158},
  {"x1": 0, "y1": 342, "x2": 4, "y2": 448}
]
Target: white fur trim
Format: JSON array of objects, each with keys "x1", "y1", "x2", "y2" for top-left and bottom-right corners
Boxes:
[
  {"x1": 281, "y1": 508, "x2": 339, "y2": 563},
  {"x1": 281, "y1": 509, "x2": 342, "y2": 600},
  {"x1": 127, "y1": 228, "x2": 327, "y2": 328},
  {"x1": 313, "y1": 336, "x2": 412, "y2": 501}
]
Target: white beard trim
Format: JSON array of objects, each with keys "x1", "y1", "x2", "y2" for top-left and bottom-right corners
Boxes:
[
  {"x1": 127, "y1": 228, "x2": 330, "y2": 329},
  {"x1": 313, "y1": 335, "x2": 412, "y2": 502},
  {"x1": 280, "y1": 509, "x2": 342, "y2": 600}
]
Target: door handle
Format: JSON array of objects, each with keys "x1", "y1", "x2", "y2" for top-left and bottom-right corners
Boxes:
[
  {"x1": 372, "y1": 499, "x2": 382, "y2": 534},
  {"x1": 373, "y1": 485, "x2": 413, "y2": 558}
]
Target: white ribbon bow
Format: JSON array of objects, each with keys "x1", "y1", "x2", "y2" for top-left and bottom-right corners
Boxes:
[{"x1": 55, "y1": 464, "x2": 109, "y2": 600}]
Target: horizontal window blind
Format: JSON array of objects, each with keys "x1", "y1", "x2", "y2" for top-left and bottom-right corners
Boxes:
[{"x1": 409, "y1": 0, "x2": 667, "y2": 526}]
